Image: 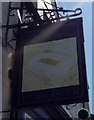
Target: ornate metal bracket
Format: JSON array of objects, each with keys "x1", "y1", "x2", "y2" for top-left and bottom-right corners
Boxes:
[{"x1": 2, "y1": 2, "x2": 82, "y2": 48}]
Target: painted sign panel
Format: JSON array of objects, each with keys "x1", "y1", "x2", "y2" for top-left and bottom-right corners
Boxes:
[
  {"x1": 12, "y1": 18, "x2": 89, "y2": 109},
  {"x1": 22, "y1": 37, "x2": 79, "y2": 92}
]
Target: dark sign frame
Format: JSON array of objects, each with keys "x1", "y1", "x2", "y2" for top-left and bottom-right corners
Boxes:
[{"x1": 12, "y1": 17, "x2": 89, "y2": 109}]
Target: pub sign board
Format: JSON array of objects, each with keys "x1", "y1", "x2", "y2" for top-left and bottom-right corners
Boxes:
[{"x1": 12, "y1": 17, "x2": 89, "y2": 109}]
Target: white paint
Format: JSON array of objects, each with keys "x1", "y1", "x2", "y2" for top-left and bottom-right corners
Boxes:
[{"x1": 17, "y1": 10, "x2": 23, "y2": 23}]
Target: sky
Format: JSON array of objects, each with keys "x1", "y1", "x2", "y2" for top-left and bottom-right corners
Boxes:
[{"x1": 57, "y1": 1, "x2": 93, "y2": 113}]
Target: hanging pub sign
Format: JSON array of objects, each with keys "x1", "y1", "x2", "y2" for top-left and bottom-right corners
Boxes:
[{"x1": 12, "y1": 17, "x2": 89, "y2": 109}]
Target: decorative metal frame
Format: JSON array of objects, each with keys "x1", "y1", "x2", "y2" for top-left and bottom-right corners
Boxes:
[{"x1": 2, "y1": 2, "x2": 82, "y2": 48}]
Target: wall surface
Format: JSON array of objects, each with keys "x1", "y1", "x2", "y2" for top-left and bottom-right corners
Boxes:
[{"x1": 2, "y1": 2, "x2": 19, "y2": 111}]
